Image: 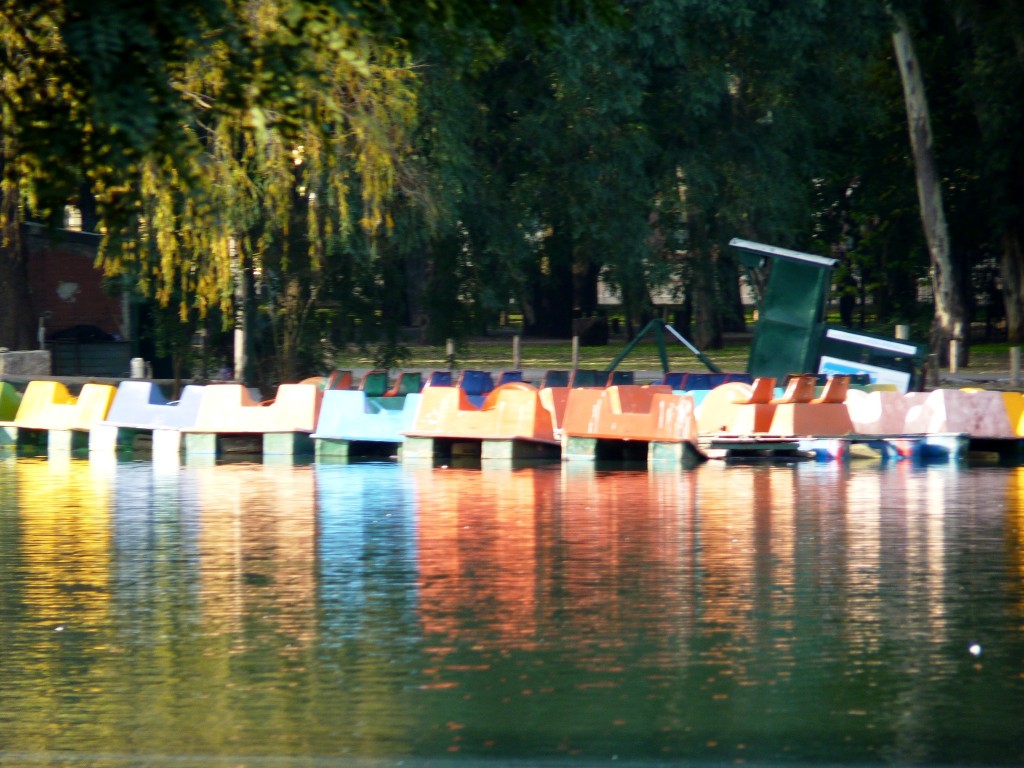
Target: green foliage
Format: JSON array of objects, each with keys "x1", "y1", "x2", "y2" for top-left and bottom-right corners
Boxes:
[
  {"x1": 2, "y1": 0, "x2": 422, "y2": 374},
  {"x1": 389, "y1": 0, "x2": 899, "y2": 346},
  {"x1": 5, "y1": 0, "x2": 1023, "y2": 366},
  {"x1": 91, "y1": 2, "x2": 420, "y2": 383}
]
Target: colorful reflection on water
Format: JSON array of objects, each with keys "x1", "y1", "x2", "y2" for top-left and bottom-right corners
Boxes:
[{"x1": 0, "y1": 455, "x2": 1022, "y2": 766}]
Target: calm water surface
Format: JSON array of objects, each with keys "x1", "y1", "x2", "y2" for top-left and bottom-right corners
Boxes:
[{"x1": 0, "y1": 454, "x2": 1022, "y2": 767}]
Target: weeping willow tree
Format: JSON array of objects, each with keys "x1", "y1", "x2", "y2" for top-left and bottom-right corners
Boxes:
[
  {"x1": 1, "y1": 0, "x2": 232, "y2": 349},
  {"x1": 92, "y1": 1, "x2": 418, "y2": 385}
]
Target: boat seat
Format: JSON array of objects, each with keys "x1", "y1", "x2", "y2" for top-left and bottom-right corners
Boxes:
[
  {"x1": 496, "y1": 370, "x2": 524, "y2": 386},
  {"x1": 360, "y1": 370, "x2": 389, "y2": 398},
  {"x1": 661, "y1": 372, "x2": 687, "y2": 389},
  {"x1": 426, "y1": 370, "x2": 453, "y2": 387},
  {"x1": 541, "y1": 370, "x2": 569, "y2": 388},
  {"x1": 697, "y1": 378, "x2": 776, "y2": 434},
  {"x1": 772, "y1": 375, "x2": 817, "y2": 405},
  {"x1": 811, "y1": 375, "x2": 851, "y2": 405},
  {"x1": 724, "y1": 372, "x2": 754, "y2": 384},
  {"x1": 325, "y1": 369, "x2": 354, "y2": 390},
  {"x1": 458, "y1": 369, "x2": 495, "y2": 397},
  {"x1": 768, "y1": 374, "x2": 854, "y2": 436},
  {"x1": 569, "y1": 369, "x2": 607, "y2": 388},
  {"x1": 684, "y1": 373, "x2": 728, "y2": 391},
  {"x1": 665, "y1": 371, "x2": 751, "y2": 390},
  {"x1": 740, "y1": 377, "x2": 777, "y2": 404},
  {"x1": 0, "y1": 381, "x2": 21, "y2": 421},
  {"x1": 384, "y1": 371, "x2": 422, "y2": 396}
]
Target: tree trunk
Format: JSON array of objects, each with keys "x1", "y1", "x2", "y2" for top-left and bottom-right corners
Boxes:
[
  {"x1": 0, "y1": 183, "x2": 36, "y2": 350},
  {"x1": 423, "y1": 234, "x2": 468, "y2": 345},
  {"x1": 691, "y1": 248, "x2": 723, "y2": 350},
  {"x1": 1001, "y1": 230, "x2": 1024, "y2": 342},
  {"x1": 404, "y1": 245, "x2": 429, "y2": 341},
  {"x1": 523, "y1": 227, "x2": 574, "y2": 338},
  {"x1": 573, "y1": 254, "x2": 601, "y2": 318},
  {"x1": 680, "y1": 206, "x2": 724, "y2": 350},
  {"x1": 892, "y1": 12, "x2": 968, "y2": 367},
  {"x1": 719, "y1": 255, "x2": 747, "y2": 333}
]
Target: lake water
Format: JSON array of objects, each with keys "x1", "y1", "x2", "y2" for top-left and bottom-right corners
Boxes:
[{"x1": 0, "y1": 454, "x2": 1022, "y2": 767}]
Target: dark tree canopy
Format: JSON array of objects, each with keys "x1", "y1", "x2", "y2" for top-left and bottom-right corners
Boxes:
[{"x1": 2, "y1": 0, "x2": 1023, "y2": 373}]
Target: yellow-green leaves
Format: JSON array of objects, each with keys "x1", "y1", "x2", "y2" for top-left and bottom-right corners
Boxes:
[{"x1": 90, "y1": 0, "x2": 418, "y2": 320}]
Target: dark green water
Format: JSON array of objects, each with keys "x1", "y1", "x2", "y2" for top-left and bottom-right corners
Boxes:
[{"x1": 0, "y1": 455, "x2": 1022, "y2": 767}]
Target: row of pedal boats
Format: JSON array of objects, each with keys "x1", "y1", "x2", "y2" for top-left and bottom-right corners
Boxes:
[{"x1": 2, "y1": 367, "x2": 1024, "y2": 463}]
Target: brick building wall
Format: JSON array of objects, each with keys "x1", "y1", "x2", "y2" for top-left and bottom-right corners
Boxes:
[{"x1": 24, "y1": 224, "x2": 126, "y2": 341}]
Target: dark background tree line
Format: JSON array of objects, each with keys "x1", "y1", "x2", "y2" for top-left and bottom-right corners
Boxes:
[{"x1": 2, "y1": 0, "x2": 1021, "y2": 385}]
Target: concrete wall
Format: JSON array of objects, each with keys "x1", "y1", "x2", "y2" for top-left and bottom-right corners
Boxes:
[{"x1": 0, "y1": 350, "x2": 51, "y2": 376}]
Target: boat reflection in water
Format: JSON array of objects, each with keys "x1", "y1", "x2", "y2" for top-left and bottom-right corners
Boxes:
[
  {"x1": 14, "y1": 455, "x2": 114, "y2": 632},
  {"x1": 0, "y1": 456, "x2": 1021, "y2": 766},
  {"x1": 415, "y1": 464, "x2": 558, "y2": 649},
  {"x1": 192, "y1": 462, "x2": 318, "y2": 646}
]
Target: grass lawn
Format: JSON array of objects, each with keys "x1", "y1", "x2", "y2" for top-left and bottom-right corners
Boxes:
[
  {"x1": 331, "y1": 332, "x2": 1021, "y2": 376},
  {"x1": 331, "y1": 334, "x2": 747, "y2": 372},
  {"x1": 966, "y1": 342, "x2": 1022, "y2": 374}
]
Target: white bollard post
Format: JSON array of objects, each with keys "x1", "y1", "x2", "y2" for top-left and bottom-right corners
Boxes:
[
  {"x1": 949, "y1": 339, "x2": 959, "y2": 374},
  {"x1": 571, "y1": 336, "x2": 580, "y2": 370},
  {"x1": 895, "y1": 324, "x2": 909, "y2": 340},
  {"x1": 1011, "y1": 347, "x2": 1021, "y2": 388},
  {"x1": 513, "y1": 335, "x2": 521, "y2": 370},
  {"x1": 130, "y1": 358, "x2": 146, "y2": 379}
]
